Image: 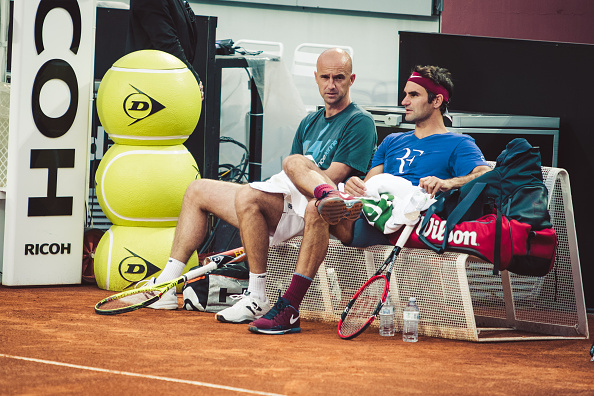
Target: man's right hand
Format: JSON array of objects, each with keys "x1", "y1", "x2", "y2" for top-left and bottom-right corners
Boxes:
[{"x1": 344, "y1": 177, "x2": 366, "y2": 197}]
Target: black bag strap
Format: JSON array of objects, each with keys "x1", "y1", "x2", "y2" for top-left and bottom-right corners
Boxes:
[
  {"x1": 418, "y1": 194, "x2": 448, "y2": 253},
  {"x1": 419, "y1": 182, "x2": 488, "y2": 253},
  {"x1": 493, "y1": 207, "x2": 502, "y2": 275}
]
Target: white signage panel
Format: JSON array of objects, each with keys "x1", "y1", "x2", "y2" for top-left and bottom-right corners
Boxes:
[
  {"x1": 217, "y1": 0, "x2": 436, "y2": 17},
  {"x1": 3, "y1": 0, "x2": 95, "y2": 285}
]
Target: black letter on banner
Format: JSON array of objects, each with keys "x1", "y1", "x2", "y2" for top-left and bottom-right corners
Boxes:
[
  {"x1": 35, "y1": 0, "x2": 81, "y2": 55},
  {"x1": 32, "y1": 60, "x2": 78, "y2": 138},
  {"x1": 61, "y1": 243, "x2": 71, "y2": 254},
  {"x1": 28, "y1": 149, "x2": 75, "y2": 216}
]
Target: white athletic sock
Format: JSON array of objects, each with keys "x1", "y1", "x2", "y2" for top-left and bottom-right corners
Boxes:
[
  {"x1": 155, "y1": 257, "x2": 186, "y2": 283},
  {"x1": 247, "y1": 272, "x2": 267, "y2": 301}
]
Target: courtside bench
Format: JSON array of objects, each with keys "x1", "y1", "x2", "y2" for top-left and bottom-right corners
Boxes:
[{"x1": 265, "y1": 166, "x2": 589, "y2": 342}]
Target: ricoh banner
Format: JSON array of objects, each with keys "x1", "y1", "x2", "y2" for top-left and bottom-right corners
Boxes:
[{"x1": 3, "y1": 0, "x2": 95, "y2": 285}]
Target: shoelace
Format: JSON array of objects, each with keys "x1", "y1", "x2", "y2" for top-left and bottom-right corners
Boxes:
[
  {"x1": 314, "y1": 190, "x2": 332, "y2": 208},
  {"x1": 229, "y1": 292, "x2": 249, "y2": 301},
  {"x1": 262, "y1": 293, "x2": 290, "y2": 319},
  {"x1": 134, "y1": 278, "x2": 154, "y2": 289}
]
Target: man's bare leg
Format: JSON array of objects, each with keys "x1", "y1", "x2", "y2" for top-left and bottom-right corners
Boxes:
[
  {"x1": 234, "y1": 185, "x2": 284, "y2": 278},
  {"x1": 293, "y1": 202, "x2": 330, "y2": 278},
  {"x1": 283, "y1": 154, "x2": 335, "y2": 197},
  {"x1": 156, "y1": 179, "x2": 244, "y2": 283},
  {"x1": 281, "y1": 201, "x2": 357, "y2": 306},
  {"x1": 214, "y1": 186, "x2": 284, "y2": 324},
  {"x1": 244, "y1": 154, "x2": 354, "y2": 333},
  {"x1": 247, "y1": 200, "x2": 335, "y2": 334}
]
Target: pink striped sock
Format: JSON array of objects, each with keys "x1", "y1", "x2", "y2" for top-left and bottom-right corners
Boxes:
[{"x1": 313, "y1": 184, "x2": 334, "y2": 199}]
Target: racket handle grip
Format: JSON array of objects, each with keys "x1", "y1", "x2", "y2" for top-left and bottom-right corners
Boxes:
[
  {"x1": 183, "y1": 262, "x2": 218, "y2": 281},
  {"x1": 395, "y1": 223, "x2": 415, "y2": 247}
]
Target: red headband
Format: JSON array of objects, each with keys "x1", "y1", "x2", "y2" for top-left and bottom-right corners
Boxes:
[{"x1": 407, "y1": 72, "x2": 449, "y2": 103}]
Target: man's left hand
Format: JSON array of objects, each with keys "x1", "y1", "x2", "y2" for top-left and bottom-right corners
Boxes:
[{"x1": 418, "y1": 176, "x2": 452, "y2": 198}]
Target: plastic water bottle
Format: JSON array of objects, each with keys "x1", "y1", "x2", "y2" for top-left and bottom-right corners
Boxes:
[
  {"x1": 379, "y1": 293, "x2": 395, "y2": 336},
  {"x1": 326, "y1": 267, "x2": 341, "y2": 310},
  {"x1": 402, "y1": 297, "x2": 420, "y2": 342}
]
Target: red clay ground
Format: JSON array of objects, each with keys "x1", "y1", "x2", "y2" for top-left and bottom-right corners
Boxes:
[{"x1": 1, "y1": 284, "x2": 593, "y2": 395}]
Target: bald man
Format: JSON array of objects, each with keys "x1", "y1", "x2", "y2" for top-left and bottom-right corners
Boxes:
[{"x1": 149, "y1": 48, "x2": 377, "y2": 334}]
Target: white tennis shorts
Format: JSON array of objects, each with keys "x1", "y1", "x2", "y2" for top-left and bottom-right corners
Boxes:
[{"x1": 249, "y1": 171, "x2": 308, "y2": 246}]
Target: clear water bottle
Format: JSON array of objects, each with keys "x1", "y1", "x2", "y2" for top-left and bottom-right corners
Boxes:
[
  {"x1": 379, "y1": 293, "x2": 395, "y2": 336},
  {"x1": 402, "y1": 297, "x2": 420, "y2": 342},
  {"x1": 326, "y1": 267, "x2": 341, "y2": 310}
]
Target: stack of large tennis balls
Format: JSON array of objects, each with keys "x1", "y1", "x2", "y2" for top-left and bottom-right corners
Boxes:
[{"x1": 93, "y1": 50, "x2": 202, "y2": 292}]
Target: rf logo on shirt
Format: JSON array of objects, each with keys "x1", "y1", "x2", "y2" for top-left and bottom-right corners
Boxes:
[{"x1": 397, "y1": 148, "x2": 424, "y2": 173}]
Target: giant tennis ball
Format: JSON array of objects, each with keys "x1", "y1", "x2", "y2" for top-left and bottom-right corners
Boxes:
[
  {"x1": 95, "y1": 143, "x2": 200, "y2": 227},
  {"x1": 94, "y1": 225, "x2": 199, "y2": 292},
  {"x1": 97, "y1": 49, "x2": 201, "y2": 145}
]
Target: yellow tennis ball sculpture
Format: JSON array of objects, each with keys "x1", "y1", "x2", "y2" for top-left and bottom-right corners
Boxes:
[
  {"x1": 96, "y1": 49, "x2": 201, "y2": 145},
  {"x1": 95, "y1": 144, "x2": 200, "y2": 227},
  {"x1": 94, "y1": 225, "x2": 199, "y2": 291}
]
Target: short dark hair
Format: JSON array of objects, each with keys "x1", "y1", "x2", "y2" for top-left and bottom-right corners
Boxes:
[{"x1": 412, "y1": 65, "x2": 453, "y2": 114}]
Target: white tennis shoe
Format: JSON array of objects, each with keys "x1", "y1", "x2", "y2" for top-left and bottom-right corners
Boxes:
[
  {"x1": 215, "y1": 291, "x2": 271, "y2": 324},
  {"x1": 135, "y1": 277, "x2": 178, "y2": 310}
]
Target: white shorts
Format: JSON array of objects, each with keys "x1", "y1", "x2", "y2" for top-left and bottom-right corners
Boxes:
[{"x1": 249, "y1": 171, "x2": 308, "y2": 246}]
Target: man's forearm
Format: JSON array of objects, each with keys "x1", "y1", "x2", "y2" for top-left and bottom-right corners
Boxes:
[{"x1": 445, "y1": 165, "x2": 491, "y2": 189}]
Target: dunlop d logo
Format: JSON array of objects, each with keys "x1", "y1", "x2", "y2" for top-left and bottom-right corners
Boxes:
[
  {"x1": 118, "y1": 248, "x2": 162, "y2": 288},
  {"x1": 123, "y1": 85, "x2": 165, "y2": 125}
]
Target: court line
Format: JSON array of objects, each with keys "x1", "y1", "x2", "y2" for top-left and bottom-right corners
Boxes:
[{"x1": 0, "y1": 353, "x2": 286, "y2": 396}]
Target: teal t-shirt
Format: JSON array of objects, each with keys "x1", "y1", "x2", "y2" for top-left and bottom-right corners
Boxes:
[{"x1": 290, "y1": 103, "x2": 377, "y2": 177}]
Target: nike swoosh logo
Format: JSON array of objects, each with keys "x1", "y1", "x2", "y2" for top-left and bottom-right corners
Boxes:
[
  {"x1": 247, "y1": 303, "x2": 263, "y2": 314},
  {"x1": 289, "y1": 315, "x2": 299, "y2": 324}
]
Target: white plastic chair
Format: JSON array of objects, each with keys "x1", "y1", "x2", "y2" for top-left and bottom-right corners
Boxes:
[{"x1": 234, "y1": 39, "x2": 284, "y2": 59}]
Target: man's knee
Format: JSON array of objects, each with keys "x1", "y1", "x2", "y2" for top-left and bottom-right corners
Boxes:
[
  {"x1": 184, "y1": 179, "x2": 238, "y2": 216},
  {"x1": 282, "y1": 154, "x2": 313, "y2": 174},
  {"x1": 303, "y1": 200, "x2": 325, "y2": 224},
  {"x1": 235, "y1": 185, "x2": 263, "y2": 214},
  {"x1": 184, "y1": 179, "x2": 209, "y2": 203},
  {"x1": 282, "y1": 154, "x2": 300, "y2": 171}
]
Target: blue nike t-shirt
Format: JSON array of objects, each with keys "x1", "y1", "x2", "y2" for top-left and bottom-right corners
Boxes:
[{"x1": 372, "y1": 131, "x2": 487, "y2": 186}]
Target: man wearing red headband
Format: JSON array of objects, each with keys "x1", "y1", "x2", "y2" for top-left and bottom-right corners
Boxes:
[{"x1": 367, "y1": 65, "x2": 490, "y2": 198}]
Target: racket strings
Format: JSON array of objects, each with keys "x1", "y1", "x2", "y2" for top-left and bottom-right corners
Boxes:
[
  {"x1": 339, "y1": 276, "x2": 387, "y2": 337},
  {"x1": 96, "y1": 290, "x2": 160, "y2": 311}
]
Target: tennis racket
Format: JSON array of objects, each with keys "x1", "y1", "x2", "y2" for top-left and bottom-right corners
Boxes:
[
  {"x1": 337, "y1": 223, "x2": 416, "y2": 340},
  {"x1": 94, "y1": 251, "x2": 246, "y2": 315},
  {"x1": 202, "y1": 246, "x2": 245, "y2": 266}
]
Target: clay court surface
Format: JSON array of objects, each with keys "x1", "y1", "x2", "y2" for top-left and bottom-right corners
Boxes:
[{"x1": 1, "y1": 284, "x2": 593, "y2": 395}]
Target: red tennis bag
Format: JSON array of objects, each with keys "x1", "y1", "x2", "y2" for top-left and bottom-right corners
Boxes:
[
  {"x1": 394, "y1": 212, "x2": 557, "y2": 276},
  {"x1": 390, "y1": 138, "x2": 557, "y2": 277}
]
